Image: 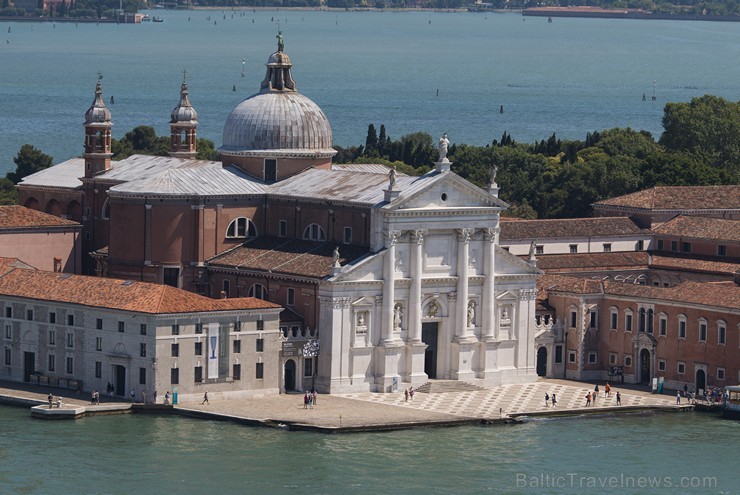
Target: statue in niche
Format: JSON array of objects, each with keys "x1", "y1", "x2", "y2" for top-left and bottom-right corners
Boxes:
[
  {"x1": 502, "y1": 305, "x2": 510, "y2": 320},
  {"x1": 427, "y1": 300, "x2": 439, "y2": 318},
  {"x1": 393, "y1": 305, "x2": 403, "y2": 330},
  {"x1": 438, "y1": 133, "x2": 450, "y2": 161},
  {"x1": 467, "y1": 301, "x2": 476, "y2": 327},
  {"x1": 357, "y1": 312, "x2": 366, "y2": 327}
]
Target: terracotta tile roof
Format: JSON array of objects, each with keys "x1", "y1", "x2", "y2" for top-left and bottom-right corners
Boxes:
[
  {"x1": 500, "y1": 216, "x2": 646, "y2": 241},
  {"x1": 532, "y1": 251, "x2": 649, "y2": 271},
  {"x1": 539, "y1": 274, "x2": 740, "y2": 310},
  {"x1": 0, "y1": 257, "x2": 37, "y2": 275},
  {"x1": 208, "y1": 237, "x2": 371, "y2": 279},
  {"x1": 0, "y1": 268, "x2": 280, "y2": 315},
  {"x1": 595, "y1": 186, "x2": 740, "y2": 211},
  {"x1": 649, "y1": 255, "x2": 739, "y2": 276},
  {"x1": 653, "y1": 215, "x2": 740, "y2": 243},
  {"x1": 0, "y1": 206, "x2": 79, "y2": 229}
]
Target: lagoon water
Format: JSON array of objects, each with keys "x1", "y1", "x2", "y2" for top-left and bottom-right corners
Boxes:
[
  {"x1": 0, "y1": 405, "x2": 737, "y2": 494},
  {"x1": 0, "y1": 11, "x2": 739, "y2": 174}
]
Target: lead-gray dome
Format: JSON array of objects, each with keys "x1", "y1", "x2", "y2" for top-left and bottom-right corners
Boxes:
[
  {"x1": 84, "y1": 79, "x2": 112, "y2": 126},
  {"x1": 171, "y1": 81, "x2": 198, "y2": 124},
  {"x1": 220, "y1": 42, "x2": 335, "y2": 159}
]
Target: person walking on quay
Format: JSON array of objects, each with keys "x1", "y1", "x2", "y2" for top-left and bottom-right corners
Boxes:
[
  {"x1": 604, "y1": 382, "x2": 611, "y2": 397},
  {"x1": 91, "y1": 390, "x2": 97, "y2": 405},
  {"x1": 303, "y1": 392, "x2": 309, "y2": 409},
  {"x1": 48, "y1": 393, "x2": 53, "y2": 409},
  {"x1": 409, "y1": 387, "x2": 415, "y2": 400},
  {"x1": 616, "y1": 391, "x2": 622, "y2": 406},
  {"x1": 308, "y1": 393, "x2": 313, "y2": 409},
  {"x1": 683, "y1": 384, "x2": 688, "y2": 397},
  {"x1": 585, "y1": 393, "x2": 591, "y2": 407},
  {"x1": 130, "y1": 389, "x2": 135, "y2": 403},
  {"x1": 676, "y1": 391, "x2": 681, "y2": 405},
  {"x1": 544, "y1": 393, "x2": 550, "y2": 407},
  {"x1": 202, "y1": 391, "x2": 209, "y2": 405},
  {"x1": 164, "y1": 391, "x2": 170, "y2": 405},
  {"x1": 312, "y1": 390, "x2": 317, "y2": 406},
  {"x1": 551, "y1": 393, "x2": 557, "y2": 407},
  {"x1": 142, "y1": 388, "x2": 147, "y2": 405},
  {"x1": 404, "y1": 388, "x2": 409, "y2": 402}
]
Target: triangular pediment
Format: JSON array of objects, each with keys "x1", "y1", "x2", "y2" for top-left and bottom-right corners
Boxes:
[
  {"x1": 352, "y1": 296, "x2": 376, "y2": 307},
  {"x1": 388, "y1": 172, "x2": 508, "y2": 211},
  {"x1": 331, "y1": 250, "x2": 385, "y2": 283},
  {"x1": 495, "y1": 246, "x2": 542, "y2": 275}
]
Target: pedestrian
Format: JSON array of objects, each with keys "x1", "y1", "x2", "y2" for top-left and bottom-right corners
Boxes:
[
  {"x1": 312, "y1": 390, "x2": 317, "y2": 406},
  {"x1": 544, "y1": 393, "x2": 549, "y2": 407},
  {"x1": 551, "y1": 393, "x2": 557, "y2": 407},
  {"x1": 605, "y1": 382, "x2": 610, "y2": 397},
  {"x1": 130, "y1": 388, "x2": 135, "y2": 403},
  {"x1": 303, "y1": 392, "x2": 309, "y2": 409},
  {"x1": 48, "y1": 392, "x2": 53, "y2": 409},
  {"x1": 683, "y1": 383, "x2": 688, "y2": 397},
  {"x1": 676, "y1": 391, "x2": 681, "y2": 404},
  {"x1": 142, "y1": 388, "x2": 147, "y2": 404},
  {"x1": 404, "y1": 388, "x2": 409, "y2": 402},
  {"x1": 592, "y1": 391, "x2": 598, "y2": 405},
  {"x1": 164, "y1": 391, "x2": 170, "y2": 405},
  {"x1": 94, "y1": 390, "x2": 100, "y2": 405},
  {"x1": 308, "y1": 393, "x2": 313, "y2": 409},
  {"x1": 202, "y1": 391, "x2": 209, "y2": 405},
  {"x1": 91, "y1": 390, "x2": 96, "y2": 405},
  {"x1": 409, "y1": 387, "x2": 415, "y2": 400},
  {"x1": 616, "y1": 391, "x2": 622, "y2": 406},
  {"x1": 153, "y1": 390, "x2": 157, "y2": 404},
  {"x1": 585, "y1": 393, "x2": 591, "y2": 407}
]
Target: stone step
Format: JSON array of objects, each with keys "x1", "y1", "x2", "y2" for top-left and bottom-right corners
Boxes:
[{"x1": 415, "y1": 380, "x2": 486, "y2": 394}]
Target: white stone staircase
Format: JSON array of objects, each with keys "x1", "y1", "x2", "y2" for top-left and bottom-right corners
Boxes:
[{"x1": 414, "y1": 380, "x2": 487, "y2": 394}]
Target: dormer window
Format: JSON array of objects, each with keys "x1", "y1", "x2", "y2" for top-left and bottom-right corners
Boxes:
[
  {"x1": 226, "y1": 217, "x2": 257, "y2": 239},
  {"x1": 303, "y1": 224, "x2": 326, "y2": 241}
]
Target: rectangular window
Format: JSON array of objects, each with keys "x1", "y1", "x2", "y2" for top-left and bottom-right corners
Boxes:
[
  {"x1": 568, "y1": 351, "x2": 576, "y2": 364},
  {"x1": 49, "y1": 312, "x2": 56, "y2": 324},
  {"x1": 264, "y1": 159, "x2": 277, "y2": 183},
  {"x1": 717, "y1": 245, "x2": 727, "y2": 256},
  {"x1": 233, "y1": 339, "x2": 241, "y2": 354},
  {"x1": 139, "y1": 367, "x2": 146, "y2": 385},
  {"x1": 569, "y1": 244, "x2": 578, "y2": 254},
  {"x1": 194, "y1": 342, "x2": 203, "y2": 356},
  {"x1": 163, "y1": 267, "x2": 180, "y2": 288},
  {"x1": 66, "y1": 356, "x2": 74, "y2": 374},
  {"x1": 718, "y1": 325, "x2": 726, "y2": 345},
  {"x1": 67, "y1": 314, "x2": 74, "y2": 326},
  {"x1": 4, "y1": 348, "x2": 11, "y2": 366},
  {"x1": 304, "y1": 358, "x2": 313, "y2": 377},
  {"x1": 195, "y1": 323, "x2": 203, "y2": 334},
  {"x1": 717, "y1": 368, "x2": 725, "y2": 381},
  {"x1": 658, "y1": 360, "x2": 666, "y2": 372},
  {"x1": 677, "y1": 362, "x2": 685, "y2": 374},
  {"x1": 681, "y1": 242, "x2": 691, "y2": 253},
  {"x1": 194, "y1": 366, "x2": 203, "y2": 383},
  {"x1": 140, "y1": 343, "x2": 147, "y2": 357},
  {"x1": 118, "y1": 321, "x2": 125, "y2": 333},
  {"x1": 255, "y1": 362, "x2": 264, "y2": 379},
  {"x1": 233, "y1": 363, "x2": 241, "y2": 380},
  {"x1": 625, "y1": 314, "x2": 633, "y2": 332},
  {"x1": 656, "y1": 239, "x2": 664, "y2": 250},
  {"x1": 171, "y1": 343, "x2": 179, "y2": 357},
  {"x1": 140, "y1": 324, "x2": 147, "y2": 336},
  {"x1": 170, "y1": 368, "x2": 179, "y2": 385},
  {"x1": 609, "y1": 353, "x2": 617, "y2": 365},
  {"x1": 66, "y1": 332, "x2": 74, "y2": 348},
  {"x1": 535, "y1": 245, "x2": 544, "y2": 255},
  {"x1": 588, "y1": 352, "x2": 597, "y2": 364},
  {"x1": 636, "y1": 240, "x2": 644, "y2": 251},
  {"x1": 48, "y1": 354, "x2": 55, "y2": 372},
  {"x1": 610, "y1": 312, "x2": 618, "y2": 330},
  {"x1": 172, "y1": 324, "x2": 180, "y2": 336},
  {"x1": 554, "y1": 345, "x2": 563, "y2": 364},
  {"x1": 679, "y1": 320, "x2": 686, "y2": 339},
  {"x1": 699, "y1": 322, "x2": 707, "y2": 342},
  {"x1": 257, "y1": 320, "x2": 264, "y2": 331},
  {"x1": 603, "y1": 243, "x2": 611, "y2": 252},
  {"x1": 287, "y1": 288, "x2": 295, "y2": 307},
  {"x1": 589, "y1": 311, "x2": 597, "y2": 329},
  {"x1": 344, "y1": 227, "x2": 352, "y2": 244},
  {"x1": 95, "y1": 361, "x2": 102, "y2": 378},
  {"x1": 659, "y1": 318, "x2": 667, "y2": 336},
  {"x1": 256, "y1": 338, "x2": 264, "y2": 353},
  {"x1": 5, "y1": 324, "x2": 11, "y2": 340},
  {"x1": 48, "y1": 330, "x2": 55, "y2": 346},
  {"x1": 569, "y1": 311, "x2": 577, "y2": 328},
  {"x1": 5, "y1": 306, "x2": 11, "y2": 318},
  {"x1": 279, "y1": 219, "x2": 288, "y2": 237},
  {"x1": 26, "y1": 309, "x2": 33, "y2": 321},
  {"x1": 670, "y1": 240, "x2": 678, "y2": 251},
  {"x1": 624, "y1": 356, "x2": 632, "y2": 367},
  {"x1": 96, "y1": 337, "x2": 103, "y2": 352},
  {"x1": 96, "y1": 318, "x2": 103, "y2": 330}
]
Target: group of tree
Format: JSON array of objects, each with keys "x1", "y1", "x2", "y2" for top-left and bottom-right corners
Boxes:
[
  {"x1": 336, "y1": 95, "x2": 739, "y2": 218},
  {"x1": 0, "y1": 0, "x2": 143, "y2": 19},
  {"x1": 6, "y1": 94, "x2": 738, "y2": 218}
]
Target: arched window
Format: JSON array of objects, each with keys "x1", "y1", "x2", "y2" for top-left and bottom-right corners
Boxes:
[
  {"x1": 222, "y1": 279, "x2": 231, "y2": 298},
  {"x1": 101, "y1": 199, "x2": 110, "y2": 220},
  {"x1": 303, "y1": 223, "x2": 326, "y2": 241},
  {"x1": 226, "y1": 217, "x2": 257, "y2": 239},
  {"x1": 248, "y1": 284, "x2": 268, "y2": 300}
]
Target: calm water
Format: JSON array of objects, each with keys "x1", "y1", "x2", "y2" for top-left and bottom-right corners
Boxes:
[
  {"x1": 0, "y1": 406, "x2": 737, "y2": 494},
  {"x1": 1, "y1": 11, "x2": 739, "y2": 174}
]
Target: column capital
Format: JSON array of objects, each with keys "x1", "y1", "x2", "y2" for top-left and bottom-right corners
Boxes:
[
  {"x1": 456, "y1": 228, "x2": 474, "y2": 243},
  {"x1": 518, "y1": 289, "x2": 537, "y2": 301},
  {"x1": 483, "y1": 227, "x2": 500, "y2": 242},
  {"x1": 385, "y1": 230, "x2": 401, "y2": 246},
  {"x1": 410, "y1": 229, "x2": 428, "y2": 244}
]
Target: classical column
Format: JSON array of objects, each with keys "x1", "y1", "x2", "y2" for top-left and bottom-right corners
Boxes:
[
  {"x1": 382, "y1": 230, "x2": 400, "y2": 345},
  {"x1": 408, "y1": 229, "x2": 426, "y2": 343},
  {"x1": 482, "y1": 227, "x2": 498, "y2": 341},
  {"x1": 144, "y1": 204, "x2": 152, "y2": 265},
  {"x1": 456, "y1": 228, "x2": 474, "y2": 342}
]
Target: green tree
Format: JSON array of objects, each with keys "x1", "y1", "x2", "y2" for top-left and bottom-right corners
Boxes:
[
  {"x1": 7, "y1": 144, "x2": 53, "y2": 184},
  {"x1": 0, "y1": 178, "x2": 18, "y2": 205},
  {"x1": 364, "y1": 124, "x2": 378, "y2": 157}
]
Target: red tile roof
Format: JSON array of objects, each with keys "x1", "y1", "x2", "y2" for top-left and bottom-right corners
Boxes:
[
  {"x1": 0, "y1": 206, "x2": 79, "y2": 229},
  {"x1": 532, "y1": 251, "x2": 649, "y2": 271},
  {"x1": 0, "y1": 267, "x2": 280, "y2": 315},
  {"x1": 0, "y1": 257, "x2": 37, "y2": 275},
  {"x1": 649, "y1": 255, "x2": 739, "y2": 276},
  {"x1": 595, "y1": 186, "x2": 740, "y2": 211},
  {"x1": 209, "y1": 237, "x2": 371, "y2": 279},
  {"x1": 653, "y1": 215, "x2": 740, "y2": 243},
  {"x1": 501, "y1": 216, "x2": 646, "y2": 241}
]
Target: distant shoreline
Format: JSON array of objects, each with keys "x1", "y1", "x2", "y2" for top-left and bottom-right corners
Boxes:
[{"x1": 523, "y1": 7, "x2": 740, "y2": 22}]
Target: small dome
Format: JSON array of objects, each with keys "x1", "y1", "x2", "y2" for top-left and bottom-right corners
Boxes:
[
  {"x1": 171, "y1": 81, "x2": 198, "y2": 124},
  {"x1": 84, "y1": 80, "x2": 111, "y2": 125}
]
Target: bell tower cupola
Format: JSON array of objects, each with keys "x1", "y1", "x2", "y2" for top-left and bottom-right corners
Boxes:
[
  {"x1": 169, "y1": 70, "x2": 198, "y2": 159},
  {"x1": 83, "y1": 73, "x2": 113, "y2": 178}
]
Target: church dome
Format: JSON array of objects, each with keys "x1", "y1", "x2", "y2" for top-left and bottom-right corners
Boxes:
[
  {"x1": 170, "y1": 81, "x2": 198, "y2": 124},
  {"x1": 84, "y1": 79, "x2": 112, "y2": 126},
  {"x1": 220, "y1": 38, "x2": 335, "y2": 159}
]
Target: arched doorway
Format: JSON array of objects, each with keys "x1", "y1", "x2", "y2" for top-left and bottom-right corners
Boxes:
[
  {"x1": 639, "y1": 349, "x2": 651, "y2": 383},
  {"x1": 696, "y1": 369, "x2": 706, "y2": 395},
  {"x1": 284, "y1": 359, "x2": 296, "y2": 392},
  {"x1": 536, "y1": 347, "x2": 547, "y2": 377}
]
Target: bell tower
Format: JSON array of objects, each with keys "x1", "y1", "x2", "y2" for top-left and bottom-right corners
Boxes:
[
  {"x1": 169, "y1": 70, "x2": 198, "y2": 159},
  {"x1": 83, "y1": 73, "x2": 113, "y2": 178}
]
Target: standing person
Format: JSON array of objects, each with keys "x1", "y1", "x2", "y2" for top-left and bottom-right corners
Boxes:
[
  {"x1": 153, "y1": 390, "x2": 157, "y2": 404},
  {"x1": 594, "y1": 384, "x2": 599, "y2": 396},
  {"x1": 164, "y1": 391, "x2": 170, "y2": 405},
  {"x1": 544, "y1": 393, "x2": 550, "y2": 407},
  {"x1": 551, "y1": 393, "x2": 557, "y2": 407},
  {"x1": 312, "y1": 390, "x2": 317, "y2": 406},
  {"x1": 404, "y1": 388, "x2": 409, "y2": 402},
  {"x1": 48, "y1": 393, "x2": 53, "y2": 409},
  {"x1": 201, "y1": 391, "x2": 209, "y2": 405},
  {"x1": 683, "y1": 384, "x2": 688, "y2": 397},
  {"x1": 308, "y1": 393, "x2": 313, "y2": 409},
  {"x1": 585, "y1": 393, "x2": 591, "y2": 407},
  {"x1": 605, "y1": 382, "x2": 611, "y2": 397},
  {"x1": 91, "y1": 390, "x2": 96, "y2": 404},
  {"x1": 409, "y1": 387, "x2": 415, "y2": 400},
  {"x1": 592, "y1": 391, "x2": 597, "y2": 405},
  {"x1": 130, "y1": 389, "x2": 135, "y2": 403},
  {"x1": 616, "y1": 391, "x2": 622, "y2": 406},
  {"x1": 676, "y1": 391, "x2": 681, "y2": 404},
  {"x1": 303, "y1": 392, "x2": 309, "y2": 410},
  {"x1": 94, "y1": 390, "x2": 100, "y2": 405}
]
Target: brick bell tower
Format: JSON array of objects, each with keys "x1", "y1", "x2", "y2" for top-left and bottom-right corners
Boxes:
[
  {"x1": 83, "y1": 73, "x2": 113, "y2": 178},
  {"x1": 169, "y1": 71, "x2": 198, "y2": 159}
]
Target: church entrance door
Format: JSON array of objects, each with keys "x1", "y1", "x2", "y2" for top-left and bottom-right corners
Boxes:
[{"x1": 421, "y1": 322, "x2": 438, "y2": 379}]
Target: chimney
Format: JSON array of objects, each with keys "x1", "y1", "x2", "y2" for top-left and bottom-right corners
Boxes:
[{"x1": 220, "y1": 291, "x2": 228, "y2": 299}]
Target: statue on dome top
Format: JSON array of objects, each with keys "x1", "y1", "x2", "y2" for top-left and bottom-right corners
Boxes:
[
  {"x1": 388, "y1": 165, "x2": 397, "y2": 190},
  {"x1": 276, "y1": 31, "x2": 284, "y2": 52},
  {"x1": 438, "y1": 133, "x2": 449, "y2": 162}
]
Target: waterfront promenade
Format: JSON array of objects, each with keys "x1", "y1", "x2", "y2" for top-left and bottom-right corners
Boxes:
[{"x1": 0, "y1": 378, "x2": 688, "y2": 431}]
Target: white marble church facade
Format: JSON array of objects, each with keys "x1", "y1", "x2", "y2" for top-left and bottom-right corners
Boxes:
[{"x1": 316, "y1": 160, "x2": 541, "y2": 393}]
